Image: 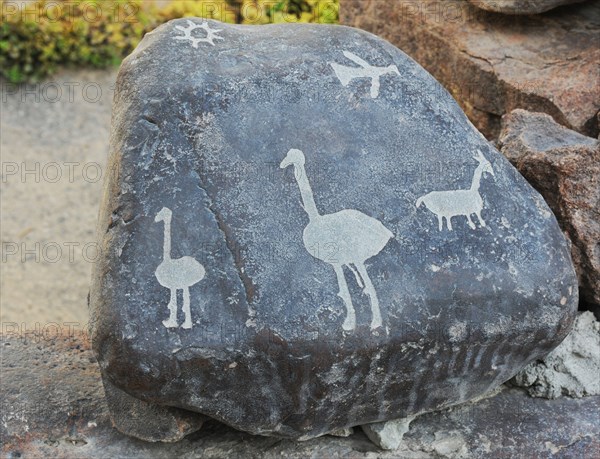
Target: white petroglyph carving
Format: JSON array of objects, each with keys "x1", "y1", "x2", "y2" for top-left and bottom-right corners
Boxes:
[
  {"x1": 173, "y1": 20, "x2": 223, "y2": 48},
  {"x1": 281, "y1": 149, "x2": 393, "y2": 331},
  {"x1": 155, "y1": 207, "x2": 205, "y2": 329},
  {"x1": 416, "y1": 150, "x2": 495, "y2": 231},
  {"x1": 330, "y1": 51, "x2": 400, "y2": 98}
]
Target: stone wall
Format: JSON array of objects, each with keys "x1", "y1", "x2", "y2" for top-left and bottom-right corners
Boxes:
[{"x1": 341, "y1": 0, "x2": 600, "y2": 140}]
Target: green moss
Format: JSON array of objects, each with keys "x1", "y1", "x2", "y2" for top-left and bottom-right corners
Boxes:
[{"x1": 0, "y1": 0, "x2": 339, "y2": 83}]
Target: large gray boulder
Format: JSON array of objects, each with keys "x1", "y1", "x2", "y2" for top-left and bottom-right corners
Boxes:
[{"x1": 90, "y1": 19, "x2": 578, "y2": 441}]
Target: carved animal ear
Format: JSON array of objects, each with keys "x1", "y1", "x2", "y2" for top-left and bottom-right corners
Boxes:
[{"x1": 473, "y1": 149, "x2": 486, "y2": 161}]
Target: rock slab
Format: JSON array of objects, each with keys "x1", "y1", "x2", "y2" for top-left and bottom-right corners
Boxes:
[
  {"x1": 90, "y1": 18, "x2": 578, "y2": 441},
  {"x1": 362, "y1": 415, "x2": 415, "y2": 450},
  {"x1": 100, "y1": 375, "x2": 205, "y2": 442},
  {"x1": 341, "y1": 0, "x2": 600, "y2": 139},
  {"x1": 498, "y1": 109, "x2": 600, "y2": 309},
  {"x1": 467, "y1": 0, "x2": 588, "y2": 14}
]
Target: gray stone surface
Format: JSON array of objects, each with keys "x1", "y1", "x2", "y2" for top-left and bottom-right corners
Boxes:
[
  {"x1": 361, "y1": 387, "x2": 502, "y2": 452},
  {"x1": 512, "y1": 311, "x2": 600, "y2": 398},
  {"x1": 90, "y1": 18, "x2": 578, "y2": 440},
  {"x1": 328, "y1": 427, "x2": 354, "y2": 437},
  {"x1": 466, "y1": 0, "x2": 588, "y2": 14},
  {"x1": 361, "y1": 414, "x2": 415, "y2": 450},
  {"x1": 2, "y1": 334, "x2": 600, "y2": 458}
]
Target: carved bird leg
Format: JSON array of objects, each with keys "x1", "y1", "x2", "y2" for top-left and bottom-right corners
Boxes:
[
  {"x1": 163, "y1": 288, "x2": 178, "y2": 328},
  {"x1": 476, "y1": 210, "x2": 486, "y2": 227},
  {"x1": 356, "y1": 263, "x2": 382, "y2": 330},
  {"x1": 466, "y1": 214, "x2": 477, "y2": 230},
  {"x1": 181, "y1": 287, "x2": 193, "y2": 329},
  {"x1": 348, "y1": 263, "x2": 364, "y2": 289},
  {"x1": 333, "y1": 264, "x2": 356, "y2": 331}
]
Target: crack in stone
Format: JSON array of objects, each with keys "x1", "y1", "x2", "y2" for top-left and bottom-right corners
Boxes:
[
  {"x1": 459, "y1": 48, "x2": 496, "y2": 71},
  {"x1": 191, "y1": 169, "x2": 257, "y2": 305}
]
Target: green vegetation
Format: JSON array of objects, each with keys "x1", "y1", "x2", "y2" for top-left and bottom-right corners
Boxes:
[{"x1": 0, "y1": 0, "x2": 339, "y2": 83}]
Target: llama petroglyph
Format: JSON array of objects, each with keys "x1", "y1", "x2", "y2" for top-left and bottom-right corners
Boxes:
[{"x1": 416, "y1": 150, "x2": 495, "y2": 231}]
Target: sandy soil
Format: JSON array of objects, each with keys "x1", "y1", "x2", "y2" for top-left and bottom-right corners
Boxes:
[{"x1": 1, "y1": 69, "x2": 118, "y2": 327}]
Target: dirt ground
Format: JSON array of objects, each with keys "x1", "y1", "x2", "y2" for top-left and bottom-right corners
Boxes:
[{"x1": 1, "y1": 69, "x2": 118, "y2": 327}]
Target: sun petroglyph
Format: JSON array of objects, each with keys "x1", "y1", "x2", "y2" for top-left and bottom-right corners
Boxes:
[{"x1": 173, "y1": 20, "x2": 224, "y2": 48}]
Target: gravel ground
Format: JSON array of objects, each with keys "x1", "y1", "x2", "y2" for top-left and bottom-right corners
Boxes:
[{"x1": 1, "y1": 69, "x2": 118, "y2": 326}]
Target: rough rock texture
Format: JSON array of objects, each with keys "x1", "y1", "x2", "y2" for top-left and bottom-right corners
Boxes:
[
  {"x1": 328, "y1": 427, "x2": 354, "y2": 437},
  {"x1": 3, "y1": 334, "x2": 600, "y2": 458},
  {"x1": 512, "y1": 311, "x2": 600, "y2": 398},
  {"x1": 362, "y1": 415, "x2": 415, "y2": 450},
  {"x1": 101, "y1": 376, "x2": 205, "y2": 442},
  {"x1": 341, "y1": 0, "x2": 600, "y2": 140},
  {"x1": 498, "y1": 109, "x2": 600, "y2": 308},
  {"x1": 361, "y1": 387, "x2": 503, "y2": 452},
  {"x1": 467, "y1": 0, "x2": 588, "y2": 14},
  {"x1": 90, "y1": 18, "x2": 578, "y2": 441}
]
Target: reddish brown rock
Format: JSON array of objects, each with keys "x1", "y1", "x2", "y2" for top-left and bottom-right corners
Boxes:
[
  {"x1": 340, "y1": 0, "x2": 600, "y2": 140},
  {"x1": 498, "y1": 109, "x2": 600, "y2": 308},
  {"x1": 467, "y1": 0, "x2": 588, "y2": 15}
]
